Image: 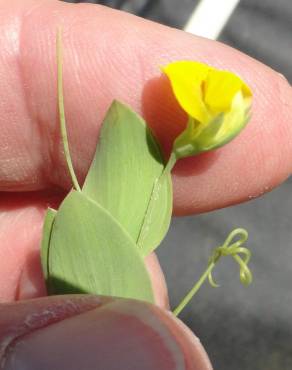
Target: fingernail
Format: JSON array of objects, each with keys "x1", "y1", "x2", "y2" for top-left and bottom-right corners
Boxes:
[{"x1": 1, "y1": 296, "x2": 212, "y2": 370}]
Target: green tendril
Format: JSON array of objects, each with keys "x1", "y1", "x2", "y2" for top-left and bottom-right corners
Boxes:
[
  {"x1": 173, "y1": 228, "x2": 253, "y2": 317},
  {"x1": 57, "y1": 28, "x2": 81, "y2": 192}
]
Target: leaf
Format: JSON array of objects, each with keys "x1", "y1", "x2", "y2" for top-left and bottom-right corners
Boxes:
[
  {"x1": 47, "y1": 190, "x2": 154, "y2": 303},
  {"x1": 40, "y1": 208, "x2": 57, "y2": 283},
  {"x1": 83, "y1": 101, "x2": 172, "y2": 256}
]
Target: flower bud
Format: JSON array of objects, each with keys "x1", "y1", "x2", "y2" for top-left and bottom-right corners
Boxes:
[{"x1": 162, "y1": 61, "x2": 252, "y2": 158}]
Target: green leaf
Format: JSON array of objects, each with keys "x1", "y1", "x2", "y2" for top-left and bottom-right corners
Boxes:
[
  {"x1": 47, "y1": 190, "x2": 154, "y2": 303},
  {"x1": 40, "y1": 208, "x2": 57, "y2": 283},
  {"x1": 83, "y1": 101, "x2": 172, "y2": 256}
]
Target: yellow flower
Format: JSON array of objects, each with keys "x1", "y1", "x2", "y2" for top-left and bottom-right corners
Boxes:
[{"x1": 162, "y1": 61, "x2": 252, "y2": 158}]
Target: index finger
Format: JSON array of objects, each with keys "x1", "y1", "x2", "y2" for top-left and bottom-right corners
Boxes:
[{"x1": 0, "y1": 0, "x2": 291, "y2": 214}]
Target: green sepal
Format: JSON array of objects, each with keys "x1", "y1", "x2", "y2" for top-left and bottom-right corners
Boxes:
[
  {"x1": 174, "y1": 115, "x2": 224, "y2": 158},
  {"x1": 46, "y1": 190, "x2": 154, "y2": 303}
]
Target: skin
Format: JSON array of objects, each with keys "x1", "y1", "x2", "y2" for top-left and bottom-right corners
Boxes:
[
  {"x1": 0, "y1": 295, "x2": 212, "y2": 370},
  {"x1": 0, "y1": 0, "x2": 291, "y2": 368}
]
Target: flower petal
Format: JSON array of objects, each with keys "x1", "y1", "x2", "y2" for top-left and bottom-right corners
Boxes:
[
  {"x1": 204, "y1": 70, "x2": 251, "y2": 114},
  {"x1": 162, "y1": 61, "x2": 211, "y2": 122}
]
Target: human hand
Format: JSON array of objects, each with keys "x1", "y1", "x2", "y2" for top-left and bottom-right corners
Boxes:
[{"x1": 0, "y1": 1, "x2": 291, "y2": 369}]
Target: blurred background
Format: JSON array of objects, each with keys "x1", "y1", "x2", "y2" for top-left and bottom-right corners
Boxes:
[{"x1": 64, "y1": 1, "x2": 292, "y2": 369}]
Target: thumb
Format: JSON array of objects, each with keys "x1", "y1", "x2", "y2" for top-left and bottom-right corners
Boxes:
[
  {"x1": 1, "y1": 0, "x2": 291, "y2": 213},
  {"x1": 0, "y1": 295, "x2": 212, "y2": 370}
]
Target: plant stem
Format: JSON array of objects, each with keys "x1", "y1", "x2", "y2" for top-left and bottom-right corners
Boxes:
[
  {"x1": 173, "y1": 262, "x2": 215, "y2": 317},
  {"x1": 137, "y1": 151, "x2": 177, "y2": 252},
  {"x1": 57, "y1": 29, "x2": 81, "y2": 192},
  {"x1": 161, "y1": 151, "x2": 177, "y2": 178}
]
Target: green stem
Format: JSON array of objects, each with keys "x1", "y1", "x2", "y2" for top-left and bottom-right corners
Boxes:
[
  {"x1": 137, "y1": 151, "x2": 177, "y2": 252},
  {"x1": 161, "y1": 151, "x2": 177, "y2": 178},
  {"x1": 173, "y1": 262, "x2": 215, "y2": 317},
  {"x1": 57, "y1": 29, "x2": 81, "y2": 192}
]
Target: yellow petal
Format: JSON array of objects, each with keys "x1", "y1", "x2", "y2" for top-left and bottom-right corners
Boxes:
[
  {"x1": 204, "y1": 70, "x2": 251, "y2": 114},
  {"x1": 162, "y1": 61, "x2": 211, "y2": 123}
]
